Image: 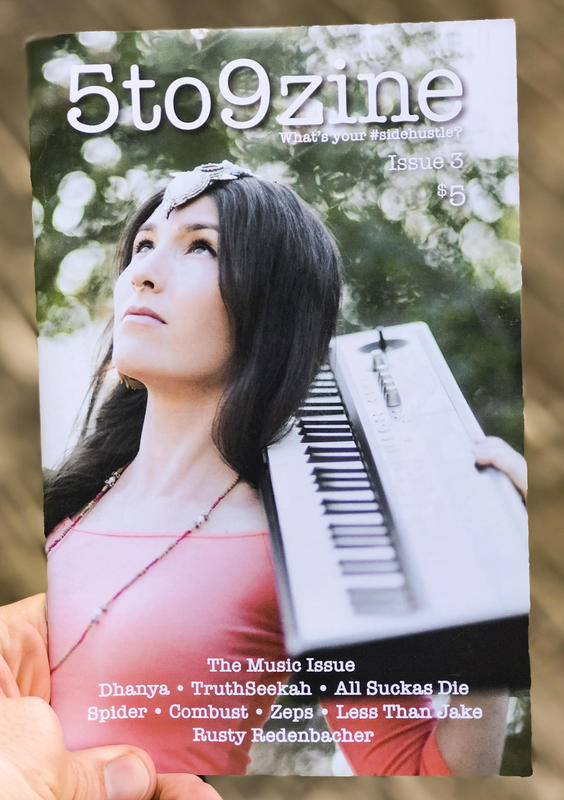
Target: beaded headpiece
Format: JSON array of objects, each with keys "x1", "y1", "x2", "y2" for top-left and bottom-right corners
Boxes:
[{"x1": 163, "y1": 160, "x2": 254, "y2": 218}]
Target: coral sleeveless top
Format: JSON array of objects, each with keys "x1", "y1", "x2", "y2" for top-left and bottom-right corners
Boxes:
[{"x1": 46, "y1": 523, "x2": 449, "y2": 775}]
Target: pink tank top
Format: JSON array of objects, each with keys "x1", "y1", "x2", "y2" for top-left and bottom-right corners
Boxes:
[{"x1": 46, "y1": 522, "x2": 449, "y2": 775}]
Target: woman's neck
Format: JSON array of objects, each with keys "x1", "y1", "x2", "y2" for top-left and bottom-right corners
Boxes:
[
  {"x1": 76, "y1": 381, "x2": 267, "y2": 534},
  {"x1": 125, "y1": 384, "x2": 236, "y2": 499}
]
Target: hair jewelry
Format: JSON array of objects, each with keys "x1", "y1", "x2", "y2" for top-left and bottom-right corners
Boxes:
[
  {"x1": 163, "y1": 160, "x2": 254, "y2": 217},
  {"x1": 48, "y1": 469, "x2": 240, "y2": 673}
]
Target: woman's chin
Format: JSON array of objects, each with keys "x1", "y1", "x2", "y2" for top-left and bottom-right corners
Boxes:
[{"x1": 114, "y1": 369, "x2": 228, "y2": 397}]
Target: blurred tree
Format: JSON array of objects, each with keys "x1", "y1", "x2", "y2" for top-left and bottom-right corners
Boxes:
[{"x1": 28, "y1": 24, "x2": 523, "y2": 446}]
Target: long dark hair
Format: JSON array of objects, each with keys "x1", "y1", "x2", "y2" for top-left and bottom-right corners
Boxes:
[{"x1": 44, "y1": 176, "x2": 343, "y2": 534}]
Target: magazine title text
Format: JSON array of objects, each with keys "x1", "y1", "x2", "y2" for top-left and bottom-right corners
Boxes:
[{"x1": 66, "y1": 60, "x2": 464, "y2": 134}]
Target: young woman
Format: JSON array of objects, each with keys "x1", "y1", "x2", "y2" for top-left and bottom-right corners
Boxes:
[{"x1": 44, "y1": 161, "x2": 525, "y2": 777}]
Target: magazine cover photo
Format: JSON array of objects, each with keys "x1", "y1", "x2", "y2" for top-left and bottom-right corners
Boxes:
[{"x1": 27, "y1": 20, "x2": 530, "y2": 776}]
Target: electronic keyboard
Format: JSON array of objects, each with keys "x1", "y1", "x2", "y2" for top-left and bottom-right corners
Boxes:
[{"x1": 261, "y1": 323, "x2": 530, "y2": 691}]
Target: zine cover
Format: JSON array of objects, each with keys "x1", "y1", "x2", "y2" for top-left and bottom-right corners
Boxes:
[{"x1": 28, "y1": 21, "x2": 531, "y2": 776}]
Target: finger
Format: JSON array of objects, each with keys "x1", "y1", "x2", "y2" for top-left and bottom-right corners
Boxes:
[
  {"x1": 473, "y1": 439, "x2": 527, "y2": 495},
  {"x1": 0, "y1": 658, "x2": 20, "y2": 698},
  {"x1": 0, "y1": 594, "x2": 50, "y2": 700},
  {"x1": 65, "y1": 745, "x2": 157, "y2": 800},
  {"x1": 153, "y1": 774, "x2": 222, "y2": 800},
  {"x1": 474, "y1": 449, "x2": 512, "y2": 468},
  {"x1": 473, "y1": 440, "x2": 516, "y2": 470},
  {"x1": 0, "y1": 698, "x2": 157, "y2": 800}
]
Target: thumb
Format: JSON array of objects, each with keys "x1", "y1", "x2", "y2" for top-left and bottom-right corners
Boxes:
[{"x1": 65, "y1": 745, "x2": 157, "y2": 800}]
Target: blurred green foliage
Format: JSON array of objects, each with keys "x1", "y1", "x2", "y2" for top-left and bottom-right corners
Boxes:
[
  {"x1": 28, "y1": 24, "x2": 523, "y2": 448},
  {"x1": 500, "y1": 693, "x2": 532, "y2": 776}
]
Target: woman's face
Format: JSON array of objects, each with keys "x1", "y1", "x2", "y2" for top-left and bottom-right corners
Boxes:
[{"x1": 113, "y1": 194, "x2": 232, "y2": 392}]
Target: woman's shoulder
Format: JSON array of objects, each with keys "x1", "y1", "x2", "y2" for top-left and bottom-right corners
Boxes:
[
  {"x1": 207, "y1": 479, "x2": 268, "y2": 534},
  {"x1": 45, "y1": 517, "x2": 74, "y2": 553},
  {"x1": 46, "y1": 477, "x2": 269, "y2": 538}
]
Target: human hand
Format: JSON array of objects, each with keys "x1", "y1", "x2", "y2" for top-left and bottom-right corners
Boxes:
[
  {"x1": 0, "y1": 593, "x2": 50, "y2": 699},
  {"x1": 473, "y1": 436, "x2": 527, "y2": 498},
  {"x1": 0, "y1": 695, "x2": 220, "y2": 800},
  {"x1": 0, "y1": 596, "x2": 221, "y2": 800}
]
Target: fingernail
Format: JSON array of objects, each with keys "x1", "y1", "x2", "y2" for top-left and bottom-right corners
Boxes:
[{"x1": 104, "y1": 754, "x2": 151, "y2": 800}]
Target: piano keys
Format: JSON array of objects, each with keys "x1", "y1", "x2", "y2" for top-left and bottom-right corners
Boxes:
[{"x1": 261, "y1": 322, "x2": 530, "y2": 692}]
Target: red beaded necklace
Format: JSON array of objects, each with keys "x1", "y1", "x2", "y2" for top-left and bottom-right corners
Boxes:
[{"x1": 48, "y1": 467, "x2": 240, "y2": 674}]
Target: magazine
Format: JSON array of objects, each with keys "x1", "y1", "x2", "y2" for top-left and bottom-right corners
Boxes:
[{"x1": 27, "y1": 20, "x2": 530, "y2": 776}]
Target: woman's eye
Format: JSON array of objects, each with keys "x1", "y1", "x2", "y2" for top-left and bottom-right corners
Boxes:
[
  {"x1": 133, "y1": 238, "x2": 153, "y2": 255},
  {"x1": 188, "y1": 240, "x2": 217, "y2": 258}
]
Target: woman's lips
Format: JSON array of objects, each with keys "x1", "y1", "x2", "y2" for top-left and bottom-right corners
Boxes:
[{"x1": 122, "y1": 306, "x2": 166, "y2": 325}]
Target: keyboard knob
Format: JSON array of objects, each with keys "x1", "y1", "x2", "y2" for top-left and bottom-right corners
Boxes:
[
  {"x1": 385, "y1": 386, "x2": 401, "y2": 407},
  {"x1": 372, "y1": 352, "x2": 386, "y2": 371}
]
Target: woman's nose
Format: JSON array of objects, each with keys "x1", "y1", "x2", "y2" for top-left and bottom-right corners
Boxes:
[
  {"x1": 131, "y1": 271, "x2": 155, "y2": 290},
  {"x1": 129, "y1": 248, "x2": 164, "y2": 291}
]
